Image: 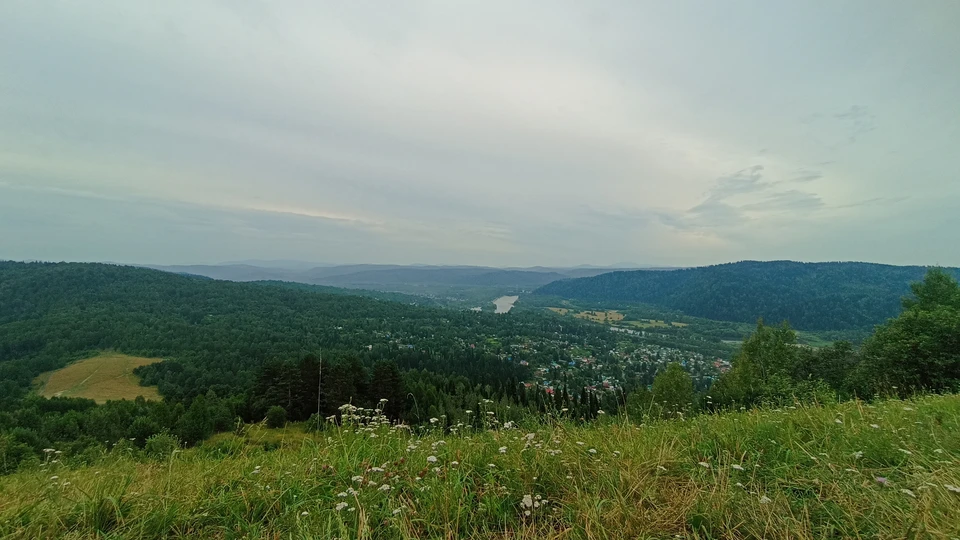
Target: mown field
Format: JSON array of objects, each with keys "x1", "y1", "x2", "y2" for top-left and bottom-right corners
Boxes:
[
  {"x1": 2, "y1": 395, "x2": 959, "y2": 539},
  {"x1": 33, "y1": 353, "x2": 162, "y2": 404}
]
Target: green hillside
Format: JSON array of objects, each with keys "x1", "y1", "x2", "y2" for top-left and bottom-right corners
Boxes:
[
  {"x1": 2, "y1": 394, "x2": 958, "y2": 539},
  {"x1": 535, "y1": 261, "x2": 960, "y2": 330}
]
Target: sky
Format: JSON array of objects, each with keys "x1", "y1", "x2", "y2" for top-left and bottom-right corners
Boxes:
[{"x1": 1, "y1": 1, "x2": 959, "y2": 268}]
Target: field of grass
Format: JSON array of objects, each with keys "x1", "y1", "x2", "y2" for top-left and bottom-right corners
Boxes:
[
  {"x1": 573, "y1": 310, "x2": 625, "y2": 323},
  {"x1": 33, "y1": 353, "x2": 162, "y2": 404},
  {"x1": 2, "y1": 395, "x2": 959, "y2": 538}
]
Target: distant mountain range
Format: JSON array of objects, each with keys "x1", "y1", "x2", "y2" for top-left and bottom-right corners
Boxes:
[
  {"x1": 535, "y1": 261, "x2": 960, "y2": 331},
  {"x1": 143, "y1": 263, "x2": 647, "y2": 290}
]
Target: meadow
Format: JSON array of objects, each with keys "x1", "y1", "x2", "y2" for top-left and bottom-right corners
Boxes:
[
  {"x1": 2, "y1": 395, "x2": 958, "y2": 539},
  {"x1": 34, "y1": 353, "x2": 162, "y2": 404}
]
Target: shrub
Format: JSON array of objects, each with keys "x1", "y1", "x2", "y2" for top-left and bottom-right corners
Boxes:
[
  {"x1": 144, "y1": 432, "x2": 181, "y2": 460},
  {"x1": 265, "y1": 406, "x2": 287, "y2": 429}
]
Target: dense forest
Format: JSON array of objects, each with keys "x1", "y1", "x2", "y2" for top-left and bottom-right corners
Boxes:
[
  {"x1": 535, "y1": 260, "x2": 960, "y2": 330},
  {"x1": 2, "y1": 261, "x2": 959, "y2": 475}
]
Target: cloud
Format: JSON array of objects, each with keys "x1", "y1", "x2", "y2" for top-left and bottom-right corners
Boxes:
[{"x1": 1, "y1": 1, "x2": 958, "y2": 266}]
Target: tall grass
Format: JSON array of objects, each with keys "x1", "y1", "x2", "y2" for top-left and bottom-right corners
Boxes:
[{"x1": 2, "y1": 395, "x2": 959, "y2": 539}]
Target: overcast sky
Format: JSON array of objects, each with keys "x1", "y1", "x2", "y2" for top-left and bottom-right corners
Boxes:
[{"x1": 2, "y1": 1, "x2": 958, "y2": 267}]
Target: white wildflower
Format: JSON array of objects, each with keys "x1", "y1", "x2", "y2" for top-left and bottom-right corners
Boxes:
[
  {"x1": 335, "y1": 502, "x2": 348, "y2": 511},
  {"x1": 300, "y1": 511, "x2": 309, "y2": 516},
  {"x1": 352, "y1": 475, "x2": 364, "y2": 482},
  {"x1": 698, "y1": 461, "x2": 711, "y2": 468},
  {"x1": 499, "y1": 447, "x2": 508, "y2": 454},
  {"x1": 427, "y1": 455, "x2": 438, "y2": 463},
  {"x1": 378, "y1": 484, "x2": 392, "y2": 492},
  {"x1": 521, "y1": 494, "x2": 534, "y2": 508}
]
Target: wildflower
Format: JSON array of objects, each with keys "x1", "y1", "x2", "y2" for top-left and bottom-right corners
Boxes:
[
  {"x1": 379, "y1": 398, "x2": 388, "y2": 403},
  {"x1": 852, "y1": 451, "x2": 863, "y2": 459},
  {"x1": 429, "y1": 417, "x2": 439, "y2": 424},
  {"x1": 335, "y1": 502, "x2": 348, "y2": 511},
  {"x1": 499, "y1": 447, "x2": 508, "y2": 454},
  {"x1": 427, "y1": 456, "x2": 438, "y2": 463},
  {"x1": 698, "y1": 462, "x2": 711, "y2": 468},
  {"x1": 465, "y1": 410, "x2": 473, "y2": 414},
  {"x1": 759, "y1": 495, "x2": 772, "y2": 504},
  {"x1": 875, "y1": 476, "x2": 889, "y2": 486},
  {"x1": 43, "y1": 448, "x2": 55, "y2": 453},
  {"x1": 597, "y1": 410, "x2": 605, "y2": 415},
  {"x1": 588, "y1": 448, "x2": 597, "y2": 454},
  {"x1": 367, "y1": 480, "x2": 377, "y2": 486},
  {"x1": 521, "y1": 494, "x2": 534, "y2": 508},
  {"x1": 337, "y1": 492, "x2": 348, "y2": 498},
  {"x1": 488, "y1": 463, "x2": 496, "y2": 468},
  {"x1": 352, "y1": 475, "x2": 363, "y2": 482},
  {"x1": 524, "y1": 510, "x2": 531, "y2": 516},
  {"x1": 901, "y1": 489, "x2": 916, "y2": 498},
  {"x1": 613, "y1": 451, "x2": 621, "y2": 457},
  {"x1": 450, "y1": 461, "x2": 459, "y2": 467},
  {"x1": 525, "y1": 433, "x2": 536, "y2": 441},
  {"x1": 370, "y1": 467, "x2": 385, "y2": 472},
  {"x1": 576, "y1": 441, "x2": 585, "y2": 446},
  {"x1": 731, "y1": 464, "x2": 744, "y2": 471},
  {"x1": 378, "y1": 484, "x2": 391, "y2": 492},
  {"x1": 301, "y1": 511, "x2": 309, "y2": 516}
]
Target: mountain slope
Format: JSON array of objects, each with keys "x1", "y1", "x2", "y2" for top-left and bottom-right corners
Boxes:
[{"x1": 534, "y1": 261, "x2": 960, "y2": 330}]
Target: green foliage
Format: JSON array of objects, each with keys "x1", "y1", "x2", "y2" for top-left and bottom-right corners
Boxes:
[
  {"x1": 1, "y1": 394, "x2": 958, "y2": 538},
  {"x1": 857, "y1": 268, "x2": 960, "y2": 396},
  {"x1": 536, "y1": 261, "x2": 960, "y2": 330},
  {"x1": 650, "y1": 362, "x2": 695, "y2": 418},
  {"x1": 143, "y1": 431, "x2": 181, "y2": 460},
  {"x1": 265, "y1": 406, "x2": 287, "y2": 429}
]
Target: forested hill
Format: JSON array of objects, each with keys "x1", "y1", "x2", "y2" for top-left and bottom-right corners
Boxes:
[
  {"x1": 0, "y1": 262, "x2": 608, "y2": 406},
  {"x1": 534, "y1": 261, "x2": 960, "y2": 330}
]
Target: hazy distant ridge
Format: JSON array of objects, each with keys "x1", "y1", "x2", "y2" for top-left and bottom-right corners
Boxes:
[{"x1": 534, "y1": 260, "x2": 960, "y2": 330}]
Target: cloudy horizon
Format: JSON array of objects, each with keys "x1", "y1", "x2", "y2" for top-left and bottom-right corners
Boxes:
[{"x1": 2, "y1": 1, "x2": 958, "y2": 268}]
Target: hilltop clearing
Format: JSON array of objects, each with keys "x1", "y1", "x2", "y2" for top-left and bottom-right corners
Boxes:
[
  {"x1": 34, "y1": 353, "x2": 161, "y2": 404},
  {"x1": 2, "y1": 394, "x2": 958, "y2": 539}
]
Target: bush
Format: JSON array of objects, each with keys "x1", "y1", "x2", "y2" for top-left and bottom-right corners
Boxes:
[
  {"x1": 265, "y1": 406, "x2": 287, "y2": 429},
  {"x1": 144, "y1": 432, "x2": 181, "y2": 460}
]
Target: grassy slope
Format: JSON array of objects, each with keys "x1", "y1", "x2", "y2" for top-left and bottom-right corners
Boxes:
[
  {"x1": 33, "y1": 353, "x2": 162, "y2": 404},
  {"x1": 2, "y1": 395, "x2": 959, "y2": 539}
]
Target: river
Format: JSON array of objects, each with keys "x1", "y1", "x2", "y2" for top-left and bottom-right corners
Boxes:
[{"x1": 493, "y1": 295, "x2": 519, "y2": 314}]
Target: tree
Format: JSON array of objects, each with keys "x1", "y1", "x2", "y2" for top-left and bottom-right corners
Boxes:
[
  {"x1": 651, "y1": 363, "x2": 695, "y2": 418},
  {"x1": 265, "y1": 406, "x2": 287, "y2": 429},
  {"x1": 858, "y1": 269, "x2": 960, "y2": 395}
]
